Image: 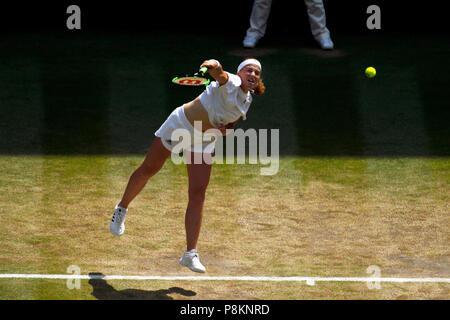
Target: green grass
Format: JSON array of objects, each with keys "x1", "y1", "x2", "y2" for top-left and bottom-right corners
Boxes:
[
  {"x1": 0, "y1": 155, "x2": 448, "y2": 299},
  {"x1": 0, "y1": 31, "x2": 448, "y2": 299}
]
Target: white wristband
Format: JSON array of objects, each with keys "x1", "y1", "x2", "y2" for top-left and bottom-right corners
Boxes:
[{"x1": 210, "y1": 59, "x2": 221, "y2": 69}]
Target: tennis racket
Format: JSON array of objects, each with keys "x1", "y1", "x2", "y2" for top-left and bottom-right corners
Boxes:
[{"x1": 172, "y1": 66, "x2": 211, "y2": 86}]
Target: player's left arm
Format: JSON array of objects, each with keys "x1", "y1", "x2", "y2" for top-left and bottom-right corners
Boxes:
[{"x1": 200, "y1": 59, "x2": 228, "y2": 86}]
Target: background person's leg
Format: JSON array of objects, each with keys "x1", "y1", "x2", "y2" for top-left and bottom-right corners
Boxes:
[
  {"x1": 303, "y1": 0, "x2": 333, "y2": 49},
  {"x1": 244, "y1": 0, "x2": 273, "y2": 47}
]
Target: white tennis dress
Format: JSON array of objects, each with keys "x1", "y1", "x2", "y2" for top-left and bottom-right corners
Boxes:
[{"x1": 155, "y1": 72, "x2": 252, "y2": 152}]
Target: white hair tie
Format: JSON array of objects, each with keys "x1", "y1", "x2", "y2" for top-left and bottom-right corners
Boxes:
[{"x1": 237, "y1": 59, "x2": 262, "y2": 73}]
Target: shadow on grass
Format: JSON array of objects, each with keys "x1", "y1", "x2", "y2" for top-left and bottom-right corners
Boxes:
[{"x1": 88, "y1": 273, "x2": 196, "y2": 300}]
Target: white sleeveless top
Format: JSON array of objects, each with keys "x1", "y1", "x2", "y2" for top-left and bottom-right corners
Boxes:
[{"x1": 199, "y1": 72, "x2": 252, "y2": 128}]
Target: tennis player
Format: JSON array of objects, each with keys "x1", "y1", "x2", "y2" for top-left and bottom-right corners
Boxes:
[{"x1": 110, "y1": 58, "x2": 265, "y2": 273}]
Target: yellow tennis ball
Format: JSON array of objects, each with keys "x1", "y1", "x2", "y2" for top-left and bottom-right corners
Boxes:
[{"x1": 365, "y1": 67, "x2": 376, "y2": 78}]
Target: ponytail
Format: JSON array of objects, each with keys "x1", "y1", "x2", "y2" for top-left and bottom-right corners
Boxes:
[{"x1": 252, "y1": 78, "x2": 265, "y2": 96}]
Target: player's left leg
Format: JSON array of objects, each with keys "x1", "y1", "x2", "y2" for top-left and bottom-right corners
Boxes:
[{"x1": 110, "y1": 137, "x2": 171, "y2": 236}]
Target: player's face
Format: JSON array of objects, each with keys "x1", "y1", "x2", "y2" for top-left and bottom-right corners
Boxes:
[{"x1": 238, "y1": 65, "x2": 261, "y2": 92}]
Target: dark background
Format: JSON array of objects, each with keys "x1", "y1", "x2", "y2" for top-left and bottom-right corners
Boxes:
[
  {"x1": 1, "y1": 0, "x2": 447, "y2": 35},
  {"x1": 0, "y1": 1, "x2": 448, "y2": 156}
]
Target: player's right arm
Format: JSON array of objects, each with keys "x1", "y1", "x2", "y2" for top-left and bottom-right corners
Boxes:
[{"x1": 200, "y1": 59, "x2": 228, "y2": 86}]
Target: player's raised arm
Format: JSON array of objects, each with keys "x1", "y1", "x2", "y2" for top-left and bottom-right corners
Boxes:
[{"x1": 200, "y1": 59, "x2": 228, "y2": 86}]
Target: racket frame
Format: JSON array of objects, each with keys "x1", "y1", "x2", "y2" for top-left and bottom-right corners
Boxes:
[{"x1": 172, "y1": 67, "x2": 210, "y2": 86}]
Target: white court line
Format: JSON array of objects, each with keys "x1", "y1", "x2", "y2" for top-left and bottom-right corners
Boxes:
[{"x1": 0, "y1": 274, "x2": 449, "y2": 284}]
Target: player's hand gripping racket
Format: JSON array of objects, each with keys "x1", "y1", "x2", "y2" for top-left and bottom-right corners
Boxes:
[{"x1": 172, "y1": 66, "x2": 211, "y2": 86}]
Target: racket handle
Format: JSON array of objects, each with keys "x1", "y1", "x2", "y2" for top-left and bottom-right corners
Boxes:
[{"x1": 199, "y1": 66, "x2": 208, "y2": 75}]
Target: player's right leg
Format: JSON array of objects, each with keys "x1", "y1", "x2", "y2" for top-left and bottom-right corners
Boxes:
[{"x1": 110, "y1": 137, "x2": 171, "y2": 236}]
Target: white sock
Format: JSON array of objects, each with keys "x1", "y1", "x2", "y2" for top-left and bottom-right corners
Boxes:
[{"x1": 116, "y1": 205, "x2": 128, "y2": 212}]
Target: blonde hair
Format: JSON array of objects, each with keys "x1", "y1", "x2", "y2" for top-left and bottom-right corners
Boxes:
[{"x1": 253, "y1": 78, "x2": 266, "y2": 96}]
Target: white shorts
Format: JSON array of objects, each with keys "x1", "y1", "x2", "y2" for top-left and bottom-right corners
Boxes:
[{"x1": 155, "y1": 106, "x2": 218, "y2": 153}]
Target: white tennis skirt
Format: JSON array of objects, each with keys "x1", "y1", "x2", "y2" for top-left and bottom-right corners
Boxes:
[{"x1": 155, "y1": 105, "x2": 218, "y2": 153}]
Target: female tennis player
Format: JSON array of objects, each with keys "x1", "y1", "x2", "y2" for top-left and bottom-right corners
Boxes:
[{"x1": 110, "y1": 57, "x2": 265, "y2": 273}]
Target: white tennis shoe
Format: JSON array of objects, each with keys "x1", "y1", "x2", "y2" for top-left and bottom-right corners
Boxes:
[
  {"x1": 110, "y1": 205, "x2": 127, "y2": 236},
  {"x1": 179, "y1": 250, "x2": 206, "y2": 273}
]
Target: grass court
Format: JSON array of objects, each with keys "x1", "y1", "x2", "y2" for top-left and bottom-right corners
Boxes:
[{"x1": 0, "y1": 31, "x2": 448, "y2": 299}]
